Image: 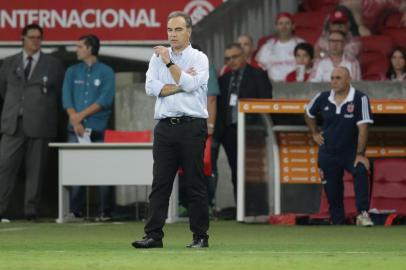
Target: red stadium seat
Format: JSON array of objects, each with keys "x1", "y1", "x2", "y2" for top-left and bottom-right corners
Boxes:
[
  {"x1": 383, "y1": 12, "x2": 403, "y2": 28},
  {"x1": 104, "y1": 129, "x2": 152, "y2": 143},
  {"x1": 360, "y1": 35, "x2": 394, "y2": 56},
  {"x1": 382, "y1": 28, "x2": 406, "y2": 47},
  {"x1": 293, "y1": 11, "x2": 328, "y2": 29},
  {"x1": 300, "y1": 0, "x2": 338, "y2": 12},
  {"x1": 360, "y1": 52, "x2": 389, "y2": 81},
  {"x1": 295, "y1": 27, "x2": 322, "y2": 45},
  {"x1": 370, "y1": 158, "x2": 406, "y2": 215}
]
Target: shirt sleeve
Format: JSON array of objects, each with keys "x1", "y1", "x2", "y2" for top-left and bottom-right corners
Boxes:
[
  {"x1": 306, "y1": 92, "x2": 322, "y2": 118},
  {"x1": 94, "y1": 67, "x2": 115, "y2": 109},
  {"x1": 177, "y1": 52, "x2": 209, "y2": 93},
  {"x1": 145, "y1": 54, "x2": 165, "y2": 97},
  {"x1": 356, "y1": 95, "x2": 374, "y2": 125},
  {"x1": 62, "y1": 68, "x2": 74, "y2": 110}
]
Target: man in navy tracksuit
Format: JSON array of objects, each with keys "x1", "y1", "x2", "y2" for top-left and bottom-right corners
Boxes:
[{"x1": 305, "y1": 67, "x2": 374, "y2": 226}]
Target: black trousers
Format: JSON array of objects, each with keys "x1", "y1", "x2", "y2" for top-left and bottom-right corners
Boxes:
[
  {"x1": 216, "y1": 124, "x2": 238, "y2": 201},
  {"x1": 144, "y1": 118, "x2": 209, "y2": 240},
  {"x1": 318, "y1": 150, "x2": 370, "y2": 224}
]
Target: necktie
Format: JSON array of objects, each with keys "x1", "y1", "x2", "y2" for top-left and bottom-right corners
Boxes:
[{"x1": 24, "y1": 56, "x2": 33, "y2": 80}]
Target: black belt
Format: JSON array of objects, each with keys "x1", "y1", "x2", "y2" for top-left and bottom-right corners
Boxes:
[{"x1": 161, "y1": 116, "x2": 201, "y2": 125}]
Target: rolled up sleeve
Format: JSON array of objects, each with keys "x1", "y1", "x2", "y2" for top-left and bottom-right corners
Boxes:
[
  {"x1": 95, "y1": 68, "x2": 115, "y2": 108},
  {"x1": 145, "y1": 55, "x2": 165, "y2": 97},
  {"x1": 62, "y1": 68, "x2": 74, "y2": 110},
  {"x1": 178, "y1": 53, "x2": 209, "y2": 93}
]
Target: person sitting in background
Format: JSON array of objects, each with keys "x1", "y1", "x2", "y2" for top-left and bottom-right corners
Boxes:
[
  {"x1": 311, "y1": 31, "x2": 361, "y2": 82},
  {"x1": 340, "y1": 0, "x2": 406, "y2": 36},
  {"x1": 386, "y1": 47, "x2": 406, "y2": 81},
  {"x1": 286, "y1": 42, "x2": 314, "y2": 82},
  {"x1": 315, "y1": 9, "x2": 361, "y2": 59},
  {"x1": 255, "y1": 12, "x2": 305, "y2": 82},
  {"x1": 220, "y1": 34, "x2": 259, "y2": 76}
]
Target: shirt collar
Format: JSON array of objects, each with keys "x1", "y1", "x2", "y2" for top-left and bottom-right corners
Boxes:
[
  {"x1": 328, "y1": 85, "x2": 355, "y2": 104},
  {"x1": 23, "y1": 50, "x2": 40, "y2": 62},
  {"x1": 169, "y1": 43, "x2": 192, "y2": 58}
]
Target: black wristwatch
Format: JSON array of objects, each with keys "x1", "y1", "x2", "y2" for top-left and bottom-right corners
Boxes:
[{"x1": 166, "y1": 60, "x2": 175, "y2": 68}]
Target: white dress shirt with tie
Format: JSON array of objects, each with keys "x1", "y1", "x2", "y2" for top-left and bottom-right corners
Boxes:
[
  {"x1": 23, "y1": 50, "x2": 40, "y2": 80},
  {"x1": 145, "y1": 44, "x2": 209, "y2": 120}
]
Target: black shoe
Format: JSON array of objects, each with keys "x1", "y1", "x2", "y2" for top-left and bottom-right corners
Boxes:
[
  {"x1": 186, "y1": 238, "x2": 209, "y2": 248},
  {"x1": 132, "y1": 236, "x2": 163, "y2": 249}
]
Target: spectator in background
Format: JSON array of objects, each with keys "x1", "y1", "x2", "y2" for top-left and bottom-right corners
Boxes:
[
  {"x1": 220, "y1": 34, "x2": 259, "y2": 76},
  {"x1": 340, "y1": 0, "x2": 406, "y2": 36},
  {"x1": 0, "y1": 24, "x2": 64, "y2": 222},
  {"x1": 311, "y1": 31, "x2": 361, "y2": 82},
  {"x1": 286, "y1": 42, "x2": 314, "y2": 82},
  {"x1": 214, "y1": 43, "x2": 272, "y2": 201},
  {"x1": 255, "y1": 12, "x2": 305, "y2": 82},
  {"x1": 386, "y1": 47, "x2": 406, "y2": 81},
  {"x1": 62, "y1": 35, "x2": 116, "y2": 222},
  {"x1": 315, "y1": 9, "x2": 361, "y2": 59}
]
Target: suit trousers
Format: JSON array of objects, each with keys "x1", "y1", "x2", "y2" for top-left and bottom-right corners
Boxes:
[
  {"x1": 144, "y1": 118, "x2": 209, "y2": 240},
  {"x1": 0, "y1": 118, "x2": 49, "y2": 216},
  {"x1": 318, "y1": 150, "x2": 370, "y2": 224}
]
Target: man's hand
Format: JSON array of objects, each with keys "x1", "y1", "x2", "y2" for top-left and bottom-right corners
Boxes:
[
  {"x1": 354, "y1": 154, "x2": 370, "y2": 171},
  {"x1": 154, "y1": 46, "x2": 170, "y2": 64},
  {"x1": 312, "y1": 131, "x2": 324, "y2": 146},
  {"x1": 69, "y1": 112, "x2": 83, "y2": 126},
  {"x1": 73, "y1": 124, "x2": 85, "y2": 137},
  {"x1": 186, "y1": 67, "x2": 197, "y2": 76}
]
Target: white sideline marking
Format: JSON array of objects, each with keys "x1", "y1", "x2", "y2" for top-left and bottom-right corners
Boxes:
[{"x1": 0, "y1": 227, "x2": 27, "y2": 232}]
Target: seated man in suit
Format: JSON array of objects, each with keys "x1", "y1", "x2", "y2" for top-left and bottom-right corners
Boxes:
[{"x1": 214, "y1": 43, "x2": 272, "y2": 202}]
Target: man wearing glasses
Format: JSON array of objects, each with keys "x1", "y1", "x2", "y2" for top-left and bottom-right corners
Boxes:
[
  {"x1": 311, "y1": 31, "x2": 361, "y2": 82},
  {"x1": 213, "y1": 43, "x2": 272, "y2": 203},
  {"x1": 0, "y1": 24, "x2": 64, "y2": 222}
]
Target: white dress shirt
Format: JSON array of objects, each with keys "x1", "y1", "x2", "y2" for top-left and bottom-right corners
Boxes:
[
  {"x1": 145, "y1": 44, "x2": 209, "y2": 119},
  {"x1": 22, "y1": 50, "x2": 40, "y2": 80},
  {"x1": 310, "y1": 55, "x2": 361, "y2": 82}
]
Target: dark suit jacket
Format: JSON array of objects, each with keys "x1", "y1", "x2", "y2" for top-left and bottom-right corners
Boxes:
[
  {"x1": 0, "y1": 52, "x2": 64, "y2": 138},
  {"x1": 214, "y1": 64, "x2": 272, "y2": 140}
]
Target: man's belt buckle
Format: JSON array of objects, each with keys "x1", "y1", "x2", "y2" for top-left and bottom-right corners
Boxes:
[{"x1": 170, "y1": 117, "x2": 181, "y2": 125}]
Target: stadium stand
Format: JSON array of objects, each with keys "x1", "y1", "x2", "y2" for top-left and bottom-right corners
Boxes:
[{"x1": 360, "y1": 35, "x2": 393, "y2": 80}]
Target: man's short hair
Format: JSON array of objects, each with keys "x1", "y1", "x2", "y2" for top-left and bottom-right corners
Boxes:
[
  {"x1": 21, "y1": 23, "x2": 43, "y2": 37},
  {"x1": 79, "y1": 34, "x2": 100, "y2": 56},
  {"x1": 167, "y1": 11, "x2": 193, "y2": 29},
  {"x1": 294, "y1": 42, "x2": 314, "y2": 59},
  {"x1": 225, "y1": 43, "x2": 244, "y2": 52}
]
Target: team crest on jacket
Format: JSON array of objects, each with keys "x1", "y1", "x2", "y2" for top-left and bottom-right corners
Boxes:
[{"x1": 347, "y1": 103, "x2": 354, "y2": 113}]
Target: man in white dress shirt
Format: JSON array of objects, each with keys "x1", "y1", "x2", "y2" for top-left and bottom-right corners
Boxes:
[
  {"x1": 132, "y1": 11, "x2": 210, "y2": 249},
  {"x1": 255, "y1": 12, "x2": 305, "y2": 81},
  {"x1": 311, "y1": 31, "x2": 361, "y2": 82}
]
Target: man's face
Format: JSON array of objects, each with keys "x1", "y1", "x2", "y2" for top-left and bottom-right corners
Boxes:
[
  {"x1": 22, "y1": 29, "x2": 42, "y2": 53},
  {"x1": 167, "y1": 16, "x2": 191, "y2": 50},
  {"x1": 276, "y1": 17, "x2": 294, "y2": 38},
  {"x1": 224, "y1": 47, "x2": 245, "y2": 71},
  {"x1": 328, "y1": 32, "x2": 345, "y2": 56},
  {"x1": 76, "y1": 40, "x2": 92, "y2": 61},
  {"x1": 237, "y1": 36, "x2": 254, "y2": 58},
  {"x1": 295, "y1": 49, "x2": 312, "y2": 68},
  {"x1": 331, "y1": 68, "x2": 350, "y2": 93}
]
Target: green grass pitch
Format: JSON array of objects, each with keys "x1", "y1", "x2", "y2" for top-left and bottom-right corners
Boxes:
[{"x1": 0, "y1": 221, "x2": 405, "y2": 270}]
